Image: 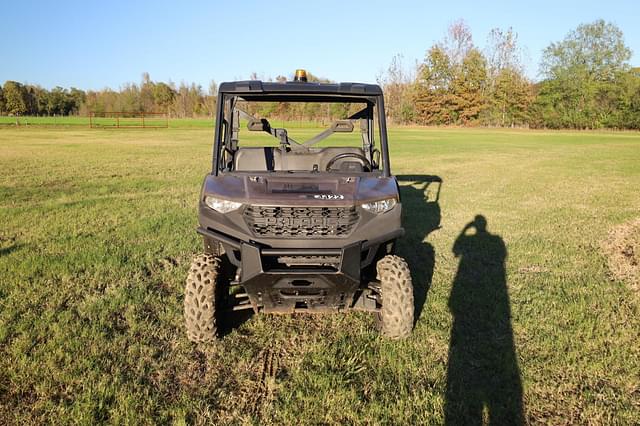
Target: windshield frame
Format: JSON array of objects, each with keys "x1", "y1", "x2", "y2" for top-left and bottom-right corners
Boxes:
[{"x1": 212, "y1": 92, "x2": 391, "y2": 177}]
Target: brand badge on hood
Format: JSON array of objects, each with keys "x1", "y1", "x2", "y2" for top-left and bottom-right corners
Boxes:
[{"x1": 311, "y1": 194, "x2": 345, "y2": 200}]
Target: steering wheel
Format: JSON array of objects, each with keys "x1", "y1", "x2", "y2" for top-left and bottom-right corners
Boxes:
[{"x1": 325, "y1": 152, "x2": 372, "y2": 171}]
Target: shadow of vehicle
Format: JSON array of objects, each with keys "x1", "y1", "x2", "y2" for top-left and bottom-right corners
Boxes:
[
  {"x1": 396, "y1": 175, "x2": 442, "y2": 322},
  {"x1": 218, "y1": 308, "x2": 254, "y2": 337},
  {"x1": 218, "y1": 256, "x2": 254, "y2": 337},
  {"x1": 0, "y1": 244, "x2": 20, "y2": 257},
  {"x1": 445, "y1": 215, "x2": 524, "y2": 425}
]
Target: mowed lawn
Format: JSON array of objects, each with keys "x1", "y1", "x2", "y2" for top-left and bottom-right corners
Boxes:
[{"x1": 1, "y1": 125, "x2": 639, "y2": 424}]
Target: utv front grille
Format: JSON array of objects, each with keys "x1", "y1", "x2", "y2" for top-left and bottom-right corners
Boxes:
[{"x1": 244, "y1": 206, "x2": 359, "y2": 238}]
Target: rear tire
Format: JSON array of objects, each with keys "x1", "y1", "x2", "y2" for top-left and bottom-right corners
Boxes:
[
  {"x1": 184, "y1": 254, "x2": 223, "y2": 343},
  {"x1": 376, "y1": 255, "x2": 414, "y2": 339}
]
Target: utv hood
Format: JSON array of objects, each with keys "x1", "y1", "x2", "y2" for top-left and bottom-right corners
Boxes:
[{"x1": 201, "y1": 174, "x2": 398, "y2": 207}]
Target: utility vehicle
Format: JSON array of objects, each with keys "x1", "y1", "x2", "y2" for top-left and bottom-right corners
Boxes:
[{"x1": 184, "y1": 70, "x2": 413, "y2": 341}]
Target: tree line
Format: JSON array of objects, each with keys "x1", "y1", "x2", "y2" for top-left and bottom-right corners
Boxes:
[
  {"x1": 0, "y1": 73, "x2": 217, "y2": 119},
  {"x1": 379, "y1": 19, "x2": 640, "y2": 129},
  {"x1": 1, "y1": 19, "x2": 638, "y2": 129}
]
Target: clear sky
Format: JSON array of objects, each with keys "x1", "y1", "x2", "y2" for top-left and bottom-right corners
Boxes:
[{"x1": 2, "y1": 0, "x2": 639, "y2": 90}]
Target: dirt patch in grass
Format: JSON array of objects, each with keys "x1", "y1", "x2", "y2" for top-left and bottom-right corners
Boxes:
[
  {"x1": 518, "y1": 265, "x2": 549, "y2": 274},
  {"x1": 602, "y1": 218, "x2": 640, "y2": 291}
]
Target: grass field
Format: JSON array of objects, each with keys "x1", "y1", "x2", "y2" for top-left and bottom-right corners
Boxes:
[
  {"x1": 0, "y1": 116, "x2": 323, "y2": 130},
  {"x1": 0, "y1": 115, "x2": 213, "y2": 129},
  {"x1": 1, "y1": 125, "x2": 639, "y2": 424}
]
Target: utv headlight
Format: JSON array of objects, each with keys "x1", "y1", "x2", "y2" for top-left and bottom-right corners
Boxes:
[
  {"x1": 361, "y1": 198, "x2": 397, "y2": 214},
  {"x1": 204, "y1": 196, "x2": 243, "y2": 213}
]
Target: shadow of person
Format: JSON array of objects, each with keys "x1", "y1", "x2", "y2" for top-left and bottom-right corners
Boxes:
[
  {"x1": 396, "y1": 175, "x2": 442, "y2": 322},
  {"x1": 445, "y1": 215, "x2": 524, "y2": 425}
]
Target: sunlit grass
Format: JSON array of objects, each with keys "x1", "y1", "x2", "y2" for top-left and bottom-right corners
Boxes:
[{"x1": 1, "y1": 125, "x2": 639, "y2": 423}]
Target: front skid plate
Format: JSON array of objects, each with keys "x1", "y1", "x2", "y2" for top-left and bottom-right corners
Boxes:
[
  {"x1": 238, "y1": 241, "x2": 377, "y2": 313},
  {"x1": 241, "y1": 272, "x2": 359, "y2": 313}
]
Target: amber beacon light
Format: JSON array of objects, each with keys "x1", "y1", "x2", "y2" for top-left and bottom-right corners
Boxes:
[{"x1": 293, "y1": 69, "x2": 308, "y2": 82}]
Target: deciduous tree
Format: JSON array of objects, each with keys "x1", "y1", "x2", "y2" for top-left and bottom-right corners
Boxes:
[
  {"x1": 3, "y1": 81, "x2": 27, "y2": 116},
  {"x1": 414, "y1": 46, "x2": 455, "y2": 125},
  {"x1": 377, "y1": 54, "x2": 415, "y2": 123},
  {"x1": 536, "y1": 20, "x2": 632, "y2": 128},
  {"x1": 152, "y1": 82, "x2": 175, "y2": 113},
  {"x1": 440, "y1": 19, "x2": 474, "y2": 68},
  {"x1": 451, "y1": 49, "x2": 488, "y2": 124},
  {"x1": 491, "y1": 68, "x2": 532, "y2": 126}
]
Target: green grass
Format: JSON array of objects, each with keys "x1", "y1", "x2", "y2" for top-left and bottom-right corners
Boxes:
[
  {"x1": 0, "y1": 115, "x2": 92, "y2": 126},
  {"x1": 0, "y1": 116, "x2": 328, "y2": 129},
  {"x1": 0, "y1": 115, "x2": 212, "y2": 128},
  {"x1": 1, "y1": 125, "x2": 639, "y2": 424}
]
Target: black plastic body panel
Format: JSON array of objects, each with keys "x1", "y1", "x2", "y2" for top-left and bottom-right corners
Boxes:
[
  {"x1": 196, "y1": 225, "x2": 403, "y2": 313},
  {"x1": 218, "y1": 81, "x2": 383, "y2": 96},
  {"x1": 239, "y1": 241, "x2": 362, "y2": 313}
]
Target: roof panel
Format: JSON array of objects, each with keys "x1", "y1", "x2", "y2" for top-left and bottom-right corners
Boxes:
[{"x1": 218, "y1": 80, "x2": 383, "y2": 96}]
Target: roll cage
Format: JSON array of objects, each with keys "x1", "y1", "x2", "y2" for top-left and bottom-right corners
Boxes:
[{"x1": 211, "y1": 81, "x2": 391, "y2": 177}]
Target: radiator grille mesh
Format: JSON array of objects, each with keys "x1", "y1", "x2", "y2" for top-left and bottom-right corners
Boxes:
[{"x1": 244, "y1": 206, "x2": 359, "y2": 238}]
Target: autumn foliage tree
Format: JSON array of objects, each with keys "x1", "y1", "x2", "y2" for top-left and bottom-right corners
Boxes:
[
  {"x1": 451, "y1": 49, "x2": 488, "y2": 124},
  {"x1": 414, "y1": 46, "x2": 455, "y2": 124},
  {"x1": 3, "y1": 81, "x2": 27, "y2": 116},
  {"x1": 413, "y1": 22, "x2": 491, "y2": 125}
]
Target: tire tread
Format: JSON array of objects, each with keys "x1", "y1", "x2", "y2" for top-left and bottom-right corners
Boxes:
[{"x1": 376, "y1": 255, "x2": 414, "y2": 339}]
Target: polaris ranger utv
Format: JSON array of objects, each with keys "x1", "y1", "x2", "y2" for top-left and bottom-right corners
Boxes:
[{"x1": 184, "y1": 70, "x2": 413, "y2": 342}]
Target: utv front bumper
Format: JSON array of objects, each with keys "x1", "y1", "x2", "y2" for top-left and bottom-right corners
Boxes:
[{"x1": 197, "y1": 227, "x2": 403, "y2": 313}]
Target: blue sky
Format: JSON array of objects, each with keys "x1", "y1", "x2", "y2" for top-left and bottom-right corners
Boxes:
[{"x1": 2, "y1": 0, "x2": 639, "y2": 90}]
